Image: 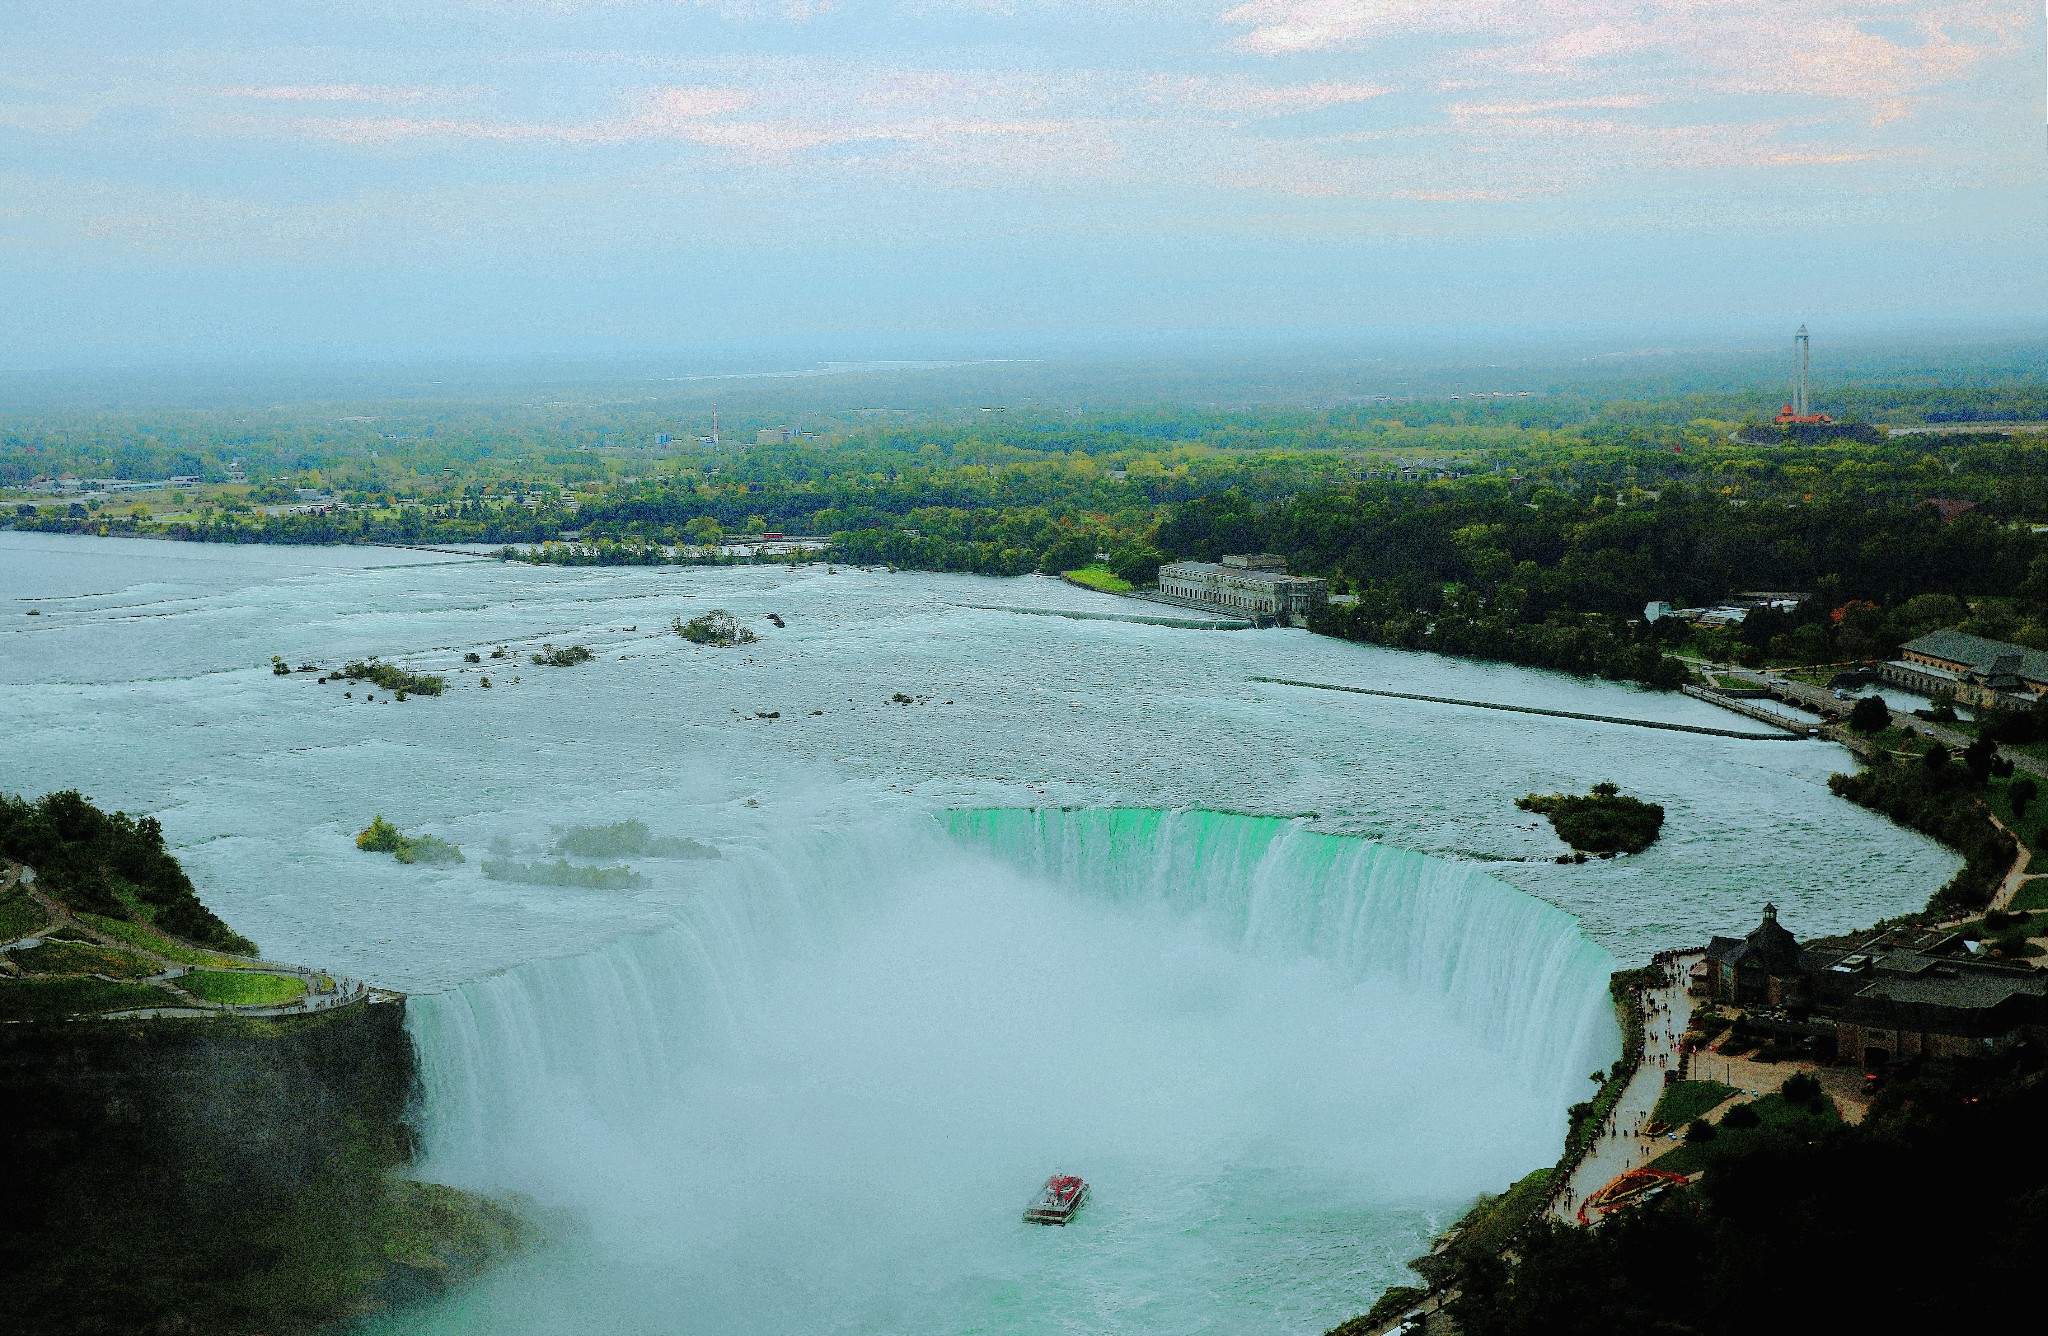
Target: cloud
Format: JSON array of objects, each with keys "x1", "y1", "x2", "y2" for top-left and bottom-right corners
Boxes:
[
  {"x1": 1218, "y1": 0, "x2": 1404, "y2": 55},
  {"x1": 1219, "y1": 0, "x2": 2022, "y2": 121},
  {"x1": 1160, "y1": 76, "x2": 1391, "y2": 114},
  {"x1": 1446, "y1": 94, "x2": 1653, "y2": 119},
  {"x1": 221, "y1": 85, "x2": 438, "y2": 104},
  {"x1": 286, "y1": 85, "x2": 762, "y2": 148}
]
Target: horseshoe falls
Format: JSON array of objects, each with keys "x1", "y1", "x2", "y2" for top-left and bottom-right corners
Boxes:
[
  {"x1": 383, "y1": 809, "x2": 1617, "y2": 1335},
  {"x1": 0, "y1": 536, "x2": 1959, "y2": 1334}
]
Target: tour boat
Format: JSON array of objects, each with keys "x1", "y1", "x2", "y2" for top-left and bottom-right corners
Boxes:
[{"x1": 1023, "y1": 1174, "x2": 1088, "y2": 1225}]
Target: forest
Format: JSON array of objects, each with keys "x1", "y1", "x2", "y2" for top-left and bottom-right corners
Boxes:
[{"x1": 9, "y1": 383, "x2": 2048, "y2": 687}]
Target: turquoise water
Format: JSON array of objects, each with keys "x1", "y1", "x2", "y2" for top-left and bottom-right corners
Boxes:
[{"x1": 0, "y1": 532, "x2": 1956, "y2": 1332}]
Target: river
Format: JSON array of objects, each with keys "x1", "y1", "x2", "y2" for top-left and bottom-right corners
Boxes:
[{"x1": 0, "y1": 531, "x2": 1955, "y2": 1333}]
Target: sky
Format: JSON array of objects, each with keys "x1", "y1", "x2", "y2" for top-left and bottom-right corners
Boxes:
[{"x1": 2, "y1": 1, "x2": 2043, "y2": 365}]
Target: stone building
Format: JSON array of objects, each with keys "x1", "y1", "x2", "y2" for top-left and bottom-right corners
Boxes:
[
  {"x1": 1702, "y1": 904, "x2": 2048, "y2": 1068},
  {"x1": 1883, "y1": 629, "x2": 2048, "y2": 711},
  {"x1": 1154, "y1": 554, "x2": 1328, "y2": 624},
  {"x1": 1705, "y1": 903, "x2": 1806, "y2": 1007}
]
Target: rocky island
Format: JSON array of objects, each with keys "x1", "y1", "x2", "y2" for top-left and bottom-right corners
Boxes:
[{"x1": 0, "y1": 790, "x2": 526, "y2": 1336}]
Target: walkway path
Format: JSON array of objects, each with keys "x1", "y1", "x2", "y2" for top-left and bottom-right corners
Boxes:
[
  {"x1": 1986, "y1": 810, "x2": 2044, "y2": 913},
  {"x1": 1550, "y1": 952, "x2": 1701, "y2": 1223},
  {"x1": 2, "y1": 858, "x2": 379, "y2": 1020}
]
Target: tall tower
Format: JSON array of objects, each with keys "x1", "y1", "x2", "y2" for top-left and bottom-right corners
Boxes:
[{"x1": 1793, "y1": 325, "x2": 1811, "y2": 418}]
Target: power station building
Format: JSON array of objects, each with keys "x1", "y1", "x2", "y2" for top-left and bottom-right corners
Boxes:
[
  {"x1": 1883, "y1": 630, "x2": 2048, "y2": 711},
  {"x1": 1154, "y1": 554, "x2": 1328, "y2": 624}
]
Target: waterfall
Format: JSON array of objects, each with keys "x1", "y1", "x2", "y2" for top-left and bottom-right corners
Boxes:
[
  {"x1": 943, "y1": 808, "x2": 1620, "y2": 1098},
  {"x1": 390, "y1": 808, "x2": 1620, "y2": 1335}
]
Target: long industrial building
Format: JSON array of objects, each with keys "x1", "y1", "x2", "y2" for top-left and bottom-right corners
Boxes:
[{"x1": 1154, "y1": 554, "x2": 1328, "y2": 625}]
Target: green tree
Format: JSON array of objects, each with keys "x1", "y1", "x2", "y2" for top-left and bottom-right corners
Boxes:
[{"x1": 1848, "y1": 695, "x2": 1890, "y2": 733}]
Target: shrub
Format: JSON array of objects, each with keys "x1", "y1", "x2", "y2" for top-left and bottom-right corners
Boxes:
[
  {"x1": 338, "y1": 658, "x2": 445, "y2": 696},
  {"x1": 355, "y1": 816, "x2": 464, "y2": 866},
  {"x1": 0, "y1": 790, "x2": 254, "y2": 953},
  {"x1": 355, "y1": 815, "x2": 405, "y2": 854},
  {"x1": 1848, "y1": 695, "x2": 1890, "y2": 732},
  {"x1": 1781, "y1": 1073, "x2": 1823, "y2": 1107},
  {"x1": 530, "y1": 644, "x2": 596, "y2": 667},
  {"x1": 1685, "y1": 1119, "x2": 1717, "y2": 1143},
  {"x1": 673, "y1": 611, "x2": 757, "y2": 647},
  {"x1": 1721, "y1": 1103, "x2": 1761, "y2": 1130}
]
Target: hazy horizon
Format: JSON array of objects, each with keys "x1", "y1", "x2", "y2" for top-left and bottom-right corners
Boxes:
[{"x1": 5, "y1": 3, "x2": 2044, "y2": 366}]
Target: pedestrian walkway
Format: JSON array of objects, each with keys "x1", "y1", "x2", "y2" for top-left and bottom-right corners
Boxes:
[
  {"x1": 1986, "y1": 810, "x2": 2043, "y2": 913},
  {"x1": 1550, "y1": 951, "x2": 1701, "y2": 1223}
]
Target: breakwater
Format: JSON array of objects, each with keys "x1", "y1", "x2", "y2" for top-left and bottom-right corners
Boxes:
[
  {"x1": 954, "y1": 601, "x2": 1254, "y2": 630},
  {"x1": 1254, "y1": 676, "x2": 1803, "y2": 741}
]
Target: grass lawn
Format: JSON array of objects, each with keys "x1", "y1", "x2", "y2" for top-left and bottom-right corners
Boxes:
[
  {"x1": 178, "y1": 969, "x2": 307, "y2": 1006},
  {"x1": 1063, "y1": 566, "x2": 1133, "y2": 594},
  {"x1": 0, "y1": 977, "x2": 183, "y2": 1021},
  {"x1": 1442, "y1": 1167, "x2": 1555, "y2": 1264},
  {"x1": 1986, "y1": 774, "x2": 2047, "y2": 858},
  {"x1": 2009, "y1": 882, "x2": 2048, "y2": 913},
  {"x1": 1650, "y1": 1091, "x2": 1839, "y2": 1176},
  {"x1": 13, "y1": 940, "x2": 160, "y2": 979},
  {"x1": 82, "y1": 913, "x2": 254, "y2": 967},
  {"x1": 0, "y1": 888, "x2": 46, "y2": 941},
  {"x1": 1649, "y1": 1079, "x2": 1737, "y2": 1128}
]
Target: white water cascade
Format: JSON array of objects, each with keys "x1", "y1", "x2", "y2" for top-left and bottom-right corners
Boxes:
[{"x1": 381, "y1": 809, "x2": 1619, "y2": 1336}]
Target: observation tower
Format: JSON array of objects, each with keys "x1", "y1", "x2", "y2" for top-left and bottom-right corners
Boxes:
[{"x1": 1774, "y1": 325, "x2": 1834, "y2": 426}]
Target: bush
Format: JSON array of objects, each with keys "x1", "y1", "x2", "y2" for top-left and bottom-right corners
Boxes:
[
  {"x1": 1685, "y1": 1119, "x2": 1717, "y2": 1143},
  {"x1": 337, "y1": 658, "x2": 445, "y2": 696},
  {"x1": 673, "y1": 611, "x2": 758, "y2": 647},
  {"x1": 1329, "y1": 1286, "x2": 1427, "y2": 1335},
  {"x1": 1721, "y1": 1103, "x2": 1761, "y2": 1131},
  {"x1": 1781, "y1": 1073, "x2": 1823, "y2": 1107},
  {"x1": 355, "y1": 816, "x2": 463, "y2": 866},
  {"x1": 530, "y1": 644, "x2": 596, "y2": 667},
  {"x1": 1848, "y1": 695, "x2": 1890, "y2": 732}
]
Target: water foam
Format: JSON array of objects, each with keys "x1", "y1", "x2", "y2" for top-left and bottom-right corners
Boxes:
[{"x1": 384, "y1": 809, "x2": 1618, "y2": 1334}]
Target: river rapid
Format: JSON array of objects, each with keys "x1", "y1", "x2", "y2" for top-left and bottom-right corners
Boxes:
[{"x1": 0, "y1": 532, "x2": 1955, "y2": 1334}]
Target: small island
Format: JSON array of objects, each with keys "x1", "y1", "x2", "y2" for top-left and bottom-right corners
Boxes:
[
  {"x1": 530, "y1": 642, "x2": 596, "y2": 667},
  {"x1": 674, "y1": 609, "x2": 758, "y2": 646},
  {"x1": 357, "y1": 814, "x2": 465, "y2": 865},
  {"x1": 1518, "y1": 781, "x2": 1666, "y2": 856}
]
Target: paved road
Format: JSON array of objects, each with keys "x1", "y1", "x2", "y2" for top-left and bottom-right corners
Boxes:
[{"x1": 1718, "y1": 667, "x2": 2048, "y2": 779}]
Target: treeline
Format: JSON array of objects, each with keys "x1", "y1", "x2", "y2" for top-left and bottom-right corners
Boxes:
[
  {"x1": 1308, "y1": 589, "x2": 1688, "y2": 688},
  {"x1": 0, "y1": 790, "x2": 253, "y2": 953},
  {"x1": 8, "y1": 505, "x2": 574, "y2": 547},
  {"x1": 1828, "y1": 732, "x2": 2024, "y2": 915},
  {"x1": 1165, "y1": 481, "x2": 2045, "y2": 685}
]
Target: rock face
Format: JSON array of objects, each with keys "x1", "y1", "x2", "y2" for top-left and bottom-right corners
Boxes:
[{"x1": 0, "y1": 998, "x2": 523, "y2": 1336}]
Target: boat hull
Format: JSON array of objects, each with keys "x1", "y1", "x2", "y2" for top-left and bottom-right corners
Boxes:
[{"x1": 1023, "y1": 1179, "x2": 1088, "y2": 1225}]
